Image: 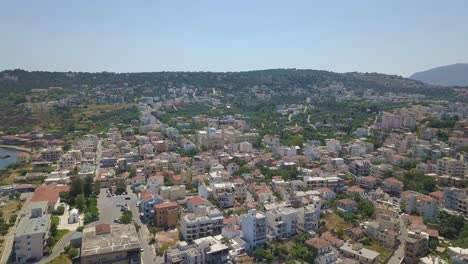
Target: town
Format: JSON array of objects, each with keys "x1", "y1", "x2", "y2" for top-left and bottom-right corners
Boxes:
[{"x1": 0, "y1": 69, "x2": 467, "y2": 264}]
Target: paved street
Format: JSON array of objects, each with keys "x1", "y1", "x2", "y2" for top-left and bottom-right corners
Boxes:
[
  {"x1": 0, "y1": 194, "x2": 33, "y2": 264},
  {"x1": 387, "y1": 216, "x2": 408, "y2": 264},
  {"x1": 37, "y1": 231, "x2": 76, "y2": 264}
]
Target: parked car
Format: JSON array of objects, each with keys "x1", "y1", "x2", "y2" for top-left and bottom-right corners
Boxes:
[{"x1": 125, "y1": 196, "x2": 131, "y2": 200}]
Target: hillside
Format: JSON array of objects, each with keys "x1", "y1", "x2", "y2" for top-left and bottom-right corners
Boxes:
[{"x1": 410, "y1": 63, "x2": 468, "y2": 86}]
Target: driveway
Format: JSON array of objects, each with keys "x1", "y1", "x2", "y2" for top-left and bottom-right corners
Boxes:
[{"x1": 37, "y1": 231, "x2": 76, "y2": 264}]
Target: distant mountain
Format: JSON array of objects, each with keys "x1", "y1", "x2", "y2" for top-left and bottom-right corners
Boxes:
[{"x1": 410, "y1": 63, "x2": 468, "y2": 86}]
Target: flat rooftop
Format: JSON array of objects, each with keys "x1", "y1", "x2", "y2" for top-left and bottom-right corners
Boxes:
[
  {"x1": 81, "y1": 224, "x2": 141, "y2": 257},
  {"x1": 16, "y1": 214, "x2": 51, "y2": 236}
]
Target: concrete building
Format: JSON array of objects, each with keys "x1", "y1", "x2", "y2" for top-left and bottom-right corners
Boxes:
[
  {"x1": 165, "y1": 242, "x2": 202, "y2": 264},
  {"x1": 154, "y1": 202, "x2": 179, "y2": 229},
  {"x1": 39, "y1": 147, "x2": 63, "y2": 161},
  {"x1": 266, "y1": 207, "x2": 299, "y2": 241},
  {"x1": 404, "y1": 231, "x2": 429, "y2": 264},
  {"x1": 180, "y1": 208, "x2": 223, "y2": 242},
  {"x1": 339, "y1": 242, "x2": 379, "y2": 264},
  {"x1": 81, "y1": 224, "x2": 141, "y2": 264},
  {"x1": 382, "y1": 177, "x2": 404, "y2": 197},
  {"x1": 401, "y1": 191, "x2": 438, "y2": 220},
  {"x1": 58, "y1": 154, "x2": 76, "y2": 170},
  {"x1": 14, "y1": 215, "x2": 51, "y2": 263},
  {"x1": 436, "y1": 157, "x2": 466, "y2": 178},
  {"x1": 193, "y1": 236, "x2": 229, "y2": 264},
  {"x1": 240, "y1": 209, "x2": 267, "y2": 250},
  {"x1": 349, "y1": 159, "x2": 371, "y2": 176},
  {"x1": 442, "y1": 187, "x2": 468, "y2": 216},
  {"x1": 305, "y1": 238, "x2": 339, "y2": 264},
  {"x1": 298, "y1": 201, "x2": 321, "y2": 232},
  {"x1": 336, "y1": 198, "x2": 358, "y2": 213},
  {"x1": 160, "y1": 185, "x2": 186, "y2": 201}
]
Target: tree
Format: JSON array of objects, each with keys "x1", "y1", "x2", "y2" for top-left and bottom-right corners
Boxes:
[
  {"x1": 9, "y1": 214, "x2": 17, "y2": 226},
  {"x1": 49, "y1": 220, "x2": 58, "y2": 238},
  {"x1": 65, "y1": 246, "x2": 79, "y2": 258},
  {"x1": 116, "y1": 182, "x2": 126, "y2": 195},
  {"x1": 129, "y1": 168, "x2": 137, "y2": 178},
  {"x1": 120, "y1": 210, "x2": 133, "y2": 224},
  {"x1": 69, "y1": 177, "x2": 84, "y2": 197},
  {"x1": 83, "y1": 175, "x2": 94, "y2": 197},
  {"x1": 75, "y1": 194, "x2": 86, "y2": 213}
]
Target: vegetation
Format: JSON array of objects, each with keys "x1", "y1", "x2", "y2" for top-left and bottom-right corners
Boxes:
[
  {"x1": 45, "y1": 254, "x2": 72, "y2": 264},
  {"x1": 120, "y1": 210, "x2": 133, "y2": 224},
  {"x1": 397, "y1": 169, "x2": 437, "y2": 194},
  {"x1": 63, "y1": 176, "x2": 99, "y2": 224}
]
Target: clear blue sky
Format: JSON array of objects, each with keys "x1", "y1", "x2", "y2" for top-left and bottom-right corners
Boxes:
[{"x1": 1, "y1": 0, "x2": 467, "y2": 76}]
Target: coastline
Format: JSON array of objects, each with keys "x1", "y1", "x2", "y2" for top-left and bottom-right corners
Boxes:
[{"x1": 0, "y1": 145, "x2": 31, "y2": 153}]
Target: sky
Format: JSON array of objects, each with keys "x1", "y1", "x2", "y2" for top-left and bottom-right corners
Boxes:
[{"x1": 1, "y1": 0, "x2": 467, "y2": 77}]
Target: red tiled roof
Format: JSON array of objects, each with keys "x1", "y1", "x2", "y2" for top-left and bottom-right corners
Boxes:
[
  {"x1": 95, "y1": 224, "x2": 111, "y2": 235},
  {"x1": 233, "y1": 178, "x2": 245, "y2": 184},
  {"x1": 429, "y1": 191, "x2": 443, "y2": 201},
  {"x1": 337, "y1": 198, "x2": 357, "y2": 206},
  {"x1": 384, "y1": 177, "x2": 403, "y2": 185},
  {"x1": 154, "y1": 202, "x2": 178, "y2": 209},
  {"x1": 361, "y1": 176, "x2": 377, "y2": 182},
  {"x1": 318, "y1": 187, "x2": 334, "y2": 193},
  {"x1": 347, "y1": 186, "x2": 365, "y2": 193},
  {"x1": 187, "y1": 196, "x2": 209, "y2": 206},
  {"x1": 140, "y1": 190, "x2": 154, "y2": 201},
  {"x1": 305, "y1": 238, "x2": 330, "y2": 249},
  {"x1": 404, "y1": 215, "x2": 423, "y2": 225},
  {"x1": 31, "y1": 185, "x2": 66, "y2": 203},
  {"x1": 427, "y1": 229, "x2": 439, "y2": 238},
  {"x1": 322, "y1": 234, "x2": 344, "y2": 246}
]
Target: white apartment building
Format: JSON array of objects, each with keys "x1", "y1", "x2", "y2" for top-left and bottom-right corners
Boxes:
[
  {"x1": 437, "y1": 157, "x2": 467, "y2": 178},
  {"x1": 240, "y1": 209, "x2": 267, "y2": 250},
  {"x1": 14, "y1": 215, "x2": 51, "y2": 263},
  {"x1": 401, "y1": 191, "x2": 438, "y2": 220},
  {"x1": 298, "y1": 199, "x2": 321, "y2": 232},
  {"x1": 58, "y1": 154, "x2": 76, "y2": 170},
  {"x1": 180, "y1": 208, "x2": 223, "y2": 242},
  {"x1": 160, "y1": 185, "x2": 186, "y2": 201},
  {"x1": 266, "y1": 207, "x2": 299, "y2": 241},
  {"x1": 212, "y1": 183, "x2": 235, "y2": 208}
]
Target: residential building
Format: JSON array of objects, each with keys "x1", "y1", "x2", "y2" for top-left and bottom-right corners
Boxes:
[
  {"x1": 382, "y1": 177, "x2": 404, "y2": 197},
  {"x1": 404, "y1": 231, "x2": 429, "y2": 264},
  {"x1": 165, "y1": 242, "x2": 202, "y2": 264},
  {"x1": 14, "y1": 215, "x2": 51, "y2": 263},
  {"x1": 39, "y1": 147, "x2": 63, "y2": 161},
  {"x1": 240, "y1": 209, "x2": 267, "y2": 250},
  {"x1": 154, "y1": 202, "x2": 179, "y2": 229},
  {"x1": 266, "y1": 207, "x2": 299, "y2": 241},
  {"x1": 180, "y1": 208, "x2": 223, "y2": 242},
  {"x1": 193, "y1": 236, "x2": 229, "y2": 264},
  {"x1": 436, "y1": 157, "x2": 466, "y2": 178},
  {"x1": 81, "y1": 224, "x2": 141, "y2": 264},
  {"x1": 298, "y1": 201, "x2": 321, "y2": 232},
  {"x1": 336, "y1": 198, "x2": 358, "y2": 213},
  {"x1": 305, "y1": 238, "x2": 339, "y2": 264},
  {"x1": 349, "y1": 159, "x2": 371, "y2": 176},
  {"x1": 160, "y1": 185, "x2": 186, "y2": 201},
  {"x1": 339, "y1": 242, "x2": 379, "y2": 264},
  {"x1": 401, "y1": 191, "x2": 438, "y2": 220}
]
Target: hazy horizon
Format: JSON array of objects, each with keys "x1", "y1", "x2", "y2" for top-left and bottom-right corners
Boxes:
[{"x1": 1, "y1": 0, "x2": 468, "y2": 77}]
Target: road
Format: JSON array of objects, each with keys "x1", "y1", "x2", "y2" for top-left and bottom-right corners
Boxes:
[
  {"x1": 95, "y1": 140, "x2": 102, "y2": 177},
  {"x1": 387, "y1": 216, "x2": 408, "y2": 264},
  {"x1": 0, "y1": 194, "x2": 33, "y2": 264},
  {"x1": 37, "y1": 231, "x2": 76, "y2": 264}
]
